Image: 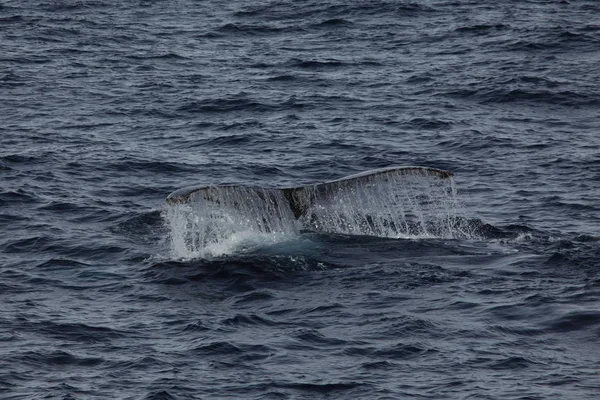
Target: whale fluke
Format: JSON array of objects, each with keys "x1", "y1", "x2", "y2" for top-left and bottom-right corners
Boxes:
[
  {"x1": 281, "y1": 166, "x2": 452, "y2": 219},
  {"x1": 164, "y1": 166, "x2": 459, "y2": 257},
  {"x1": 166, "y1": 165, "x2": 453, "y2": 214}
]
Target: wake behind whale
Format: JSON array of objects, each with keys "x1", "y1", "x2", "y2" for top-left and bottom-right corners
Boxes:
[{"x1": 164, "y1": 166, "x2": 472, "y2": 258}]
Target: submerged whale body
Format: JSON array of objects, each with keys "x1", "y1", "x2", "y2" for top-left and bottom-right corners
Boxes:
[{"x1": 164, "y1": 166, "x2": 465, "y2": 258}]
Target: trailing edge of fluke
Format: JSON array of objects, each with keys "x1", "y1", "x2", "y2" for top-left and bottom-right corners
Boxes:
[{"x1": 165, "y1": 165, "x2": 453, "y2": 218}]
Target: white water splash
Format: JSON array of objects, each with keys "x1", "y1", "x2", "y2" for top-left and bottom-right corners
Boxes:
[{"x1": 165, "y1": 186, "x2": 300, "y2": 259}]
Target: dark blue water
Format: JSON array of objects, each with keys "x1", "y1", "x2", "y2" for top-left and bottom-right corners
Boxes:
[{"x1": 2, "y1": 0, "x2": 600, "y2": 398}]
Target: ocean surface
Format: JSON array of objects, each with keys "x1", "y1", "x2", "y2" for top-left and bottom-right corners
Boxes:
[{"x1": 1, "y1": 0, "x2": 600, "y2": 399}]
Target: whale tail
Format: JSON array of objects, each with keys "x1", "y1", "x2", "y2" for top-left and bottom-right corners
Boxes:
[
  {"x1": 164, "y1": 166, "x2": 460, "y2": 257},
  {"x1": 167, "y1": 166, "x2": 452, "y2": 210}
]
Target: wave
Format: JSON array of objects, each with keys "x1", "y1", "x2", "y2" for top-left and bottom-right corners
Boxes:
[
  {"x1": 177, "y1": 97, "x2": 277, "y2": 114},
  {"x1": 447, "y1": 87, "x2": 599, "y2": 107}
]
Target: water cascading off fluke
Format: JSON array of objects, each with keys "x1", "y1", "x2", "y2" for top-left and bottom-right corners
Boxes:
[
  {"x1": 165, "y1": 186, "x2": 300, "y2": 259},
  {"x1": 164, "y1": 166, "x2": 468, "y2": 258}
]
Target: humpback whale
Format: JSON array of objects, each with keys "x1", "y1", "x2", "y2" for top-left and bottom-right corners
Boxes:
[
  {"x1": 166, "y1": 165, "x2": 453, "y2": 216},
  {"x1": 164, "y1": 166, "x2": 458, "y2": 257}
]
